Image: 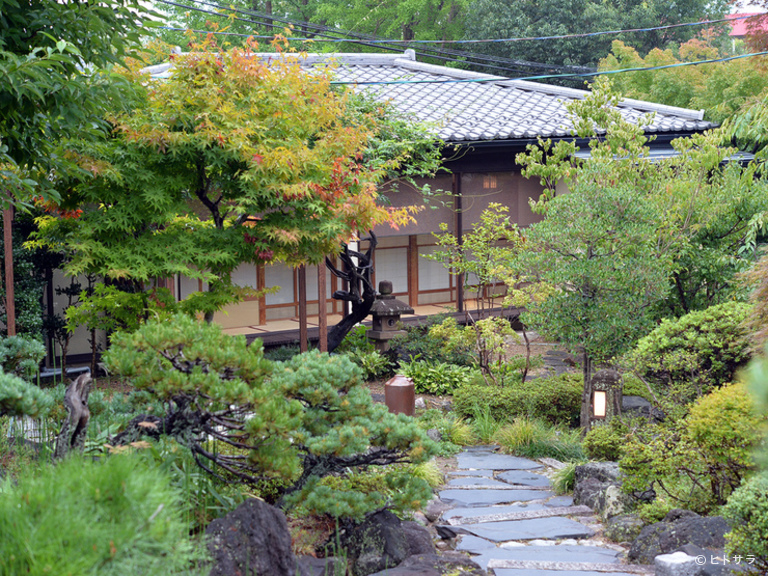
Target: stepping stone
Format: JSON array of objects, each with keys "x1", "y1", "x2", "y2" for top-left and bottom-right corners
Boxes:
[
  {"x1": 494, "y1": 569, "x2": 644, "y2": 576},
  {"x1": 447, "y1": 477, "x2": 519, "y2": 489},
  {"x1": 442, "y1": 503, "x2": 548, "y2": 522},
  {"x1": 540, "y1": 457, "x2": 567, "y2": 469},
  {"x1": 438, "y1": 489, "x2": 553, "y2": 507},
  {"x1": 446, "y1": 505, "x2": 593, "y2": 526},
  {"x1": 446, "y1": 469, "x2": 494, "y2": 477},
  {"x1": 462, "y1": 516, "x2": 596, "y2": 542},
  {"x1": 455, "y1": 534, "x2": 497, "y2": 553},
  {"x1": 470, "y1": 544, "x2": 621, "y2": 571},
  {"x1": 497, "y1": 470, "x2": 552, "y2": 488},
  {"x1": 545, "y1": 495, "x2": 574, "y2": 507},
  {"x1": 457, "y1": 451, "x2": 543, "y2": 471}
]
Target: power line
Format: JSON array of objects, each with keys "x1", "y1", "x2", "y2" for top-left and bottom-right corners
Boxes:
[
  {"x1": 323, "y1": 49, "x2": 768, "y2": 85},
  {"x1": 155, "y1": 0, "x2": 595, "y2": 75}
]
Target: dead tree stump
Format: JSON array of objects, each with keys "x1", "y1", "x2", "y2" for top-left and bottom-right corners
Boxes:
[{"x1": 53, "y1": 372, "x2": 93, "y2": 459}]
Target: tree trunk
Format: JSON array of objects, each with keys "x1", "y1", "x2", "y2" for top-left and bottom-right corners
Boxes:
[
  {"x1": 579, "y1": 350, "x2": 593, "y2": 433},
  {"x1": 325, "y1": 233, "x2": 377, "y2": 353},
  {"x1": 53, "y1": 372, "x2": 92, "y2": 459}
]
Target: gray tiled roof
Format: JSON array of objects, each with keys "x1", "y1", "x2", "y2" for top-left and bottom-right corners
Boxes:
[{"x1": 146, "y1": 50, "x2": 715, "y2": 144}]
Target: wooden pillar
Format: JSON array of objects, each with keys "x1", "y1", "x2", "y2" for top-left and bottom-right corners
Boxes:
[
  {"x1": 317, "y1": 264, "x2": 327, "y2": 352},
  {"x1": 298, "y1": 265, "x2": 308, "y2": 352},
  {"x1": 454, "y1": 172, "x2": 464, "y2": 314},
  {"x1": 256, "y1": 264, "x2": 267, "y2": 325},
  {"x1": 408, "y1": 235, "x2": 418, "y2": 308},
  {"x1": 3, "y1": 206, "x2": 15, "y2": 336}
]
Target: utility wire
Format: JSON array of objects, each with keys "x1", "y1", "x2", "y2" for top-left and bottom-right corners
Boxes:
[
  {"x1": 162, "y1": 11, "x2": 761, "y2": 45},
  {"x1": 323, "y1": 49, "x2": 768, "y2": 85},
  {"x1": 156, "y1": 0, "x2": 595, "y2": 74}
]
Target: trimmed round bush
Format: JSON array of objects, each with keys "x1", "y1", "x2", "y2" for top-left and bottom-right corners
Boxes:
[
  {"x1": 630, "y1": 301, "x2": 752, "y2": 401},
  {"x1": 583, "y1": 419, "x2": 628, "y2": 461}
]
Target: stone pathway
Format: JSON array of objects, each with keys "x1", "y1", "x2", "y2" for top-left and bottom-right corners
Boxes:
[{"x1": 435, "y1": 446, "x2": 654, "y2": 576}]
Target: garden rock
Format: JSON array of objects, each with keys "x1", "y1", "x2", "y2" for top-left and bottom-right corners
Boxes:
[
  {"x1": 367, "y1": 552, "x2": 487, "y2": 575},
  {"x1": 628, "y1": 510, "x2": 731, "y2": 564},
  {"x1": 675, "y1": 544, "x2": 745, "y2": 576},
  {"x1": 622, "y1": 395, "x2": 665, "y2": 421},
  {"x1": 402, "y1": 521, "x2": 436, "y2": 556},
  {"x1": 600, "y1": 484, "x2": 634, "y2": 519},
  {"x1": 655, "y1": 551, "x2": 699, "y2": 576},
  {"x1": 604, "y1": 513, "x2": 645, "y2": 543},
  {"x1": 297, "y1": 555, "x2": 346, "y2": 576},
  {"x1": 424, "y1": 498, "x2": 451, "y2": 523},
  {"x1": 573, "y1": 461, "x2": 627, "y2": 516},
  {"x1": 415, "y1": 397, "x2": 427, "y2": 410},
  {"x1": 426, "y1": 428, "x2": 442, "y2": 442},
  {"x1": 341, "y1": 510, "x2": 410, "y2": 576},
  {"x1": 206, "y1": 498, "x2": 300, "y2": 576}
]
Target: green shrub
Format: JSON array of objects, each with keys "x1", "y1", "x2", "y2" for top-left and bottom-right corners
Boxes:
[
  {"x1": 552, "y1": 462, "x2": 579, "y2": 494},
  {"x1": 620, "y1": 381, "x2": 765, "y2": 513},
  {"x1": 723, "y1": 471, "x2": 768, "y2": 574},
  {"x1": 453, "y1": 373, "x2": 583, "y2": 427},
  {"x1": 106, "y1": 315, "x2": 437, "y2": 520},
  {"x1": 0, "y1": 335, "x2": 45, "y2": 378},
  {"x1": 621, "y1": 373, "x2": 655, "y2": 401},
  {"x1": 493, "y1": 417, "x2": 584, "y2": 460},
  {"x1": 629, "y1": 301, "x2": 752, "y2": 403},
  {"x1": 390, "y1": 316, "x2": 475, "y2": 367},
  {"x1": 583, "y1": 419, "x2": 629, "y2": 461},
  {"x1": 0, "y1": 454, "x2": 204, "y2": 575},
  {"x1": 415, "y1": 409, "x2": 475, "y2": 452},
  {"x1": 344, "y1": 350, "x2": 392, "y2": 381},
  {"x1": 399, "y1": 358, "x2": 478, "y2": 395},
  {"x1": 264, "y1": 344, "x2": 301, "y2": 362},
  {"x1": 335, "y1": 324, "x2": 375, "y2": 355}
]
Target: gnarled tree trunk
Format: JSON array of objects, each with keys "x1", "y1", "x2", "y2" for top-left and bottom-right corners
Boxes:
[{"x1": 325, "y1": 232, "x2": 377, "y2": 353}]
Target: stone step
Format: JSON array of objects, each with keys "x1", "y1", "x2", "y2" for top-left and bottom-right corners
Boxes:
[
  {"x1": 446, "y1": 505, "x2": 593, "y2": 526},
  {"x1": 488, "y1": 559, "x2": 653, "y2": 574},
  {"x1": 443, "y1": 484, "x2": 553, "y2": 491}
]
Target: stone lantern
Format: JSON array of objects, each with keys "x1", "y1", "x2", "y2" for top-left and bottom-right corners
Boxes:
[
  {"x1": 588, "y1": 369, "x2": 622, "y2": 431},
  {"x1": 367, "y1": 280, "x2": 414, "y2": 352}
]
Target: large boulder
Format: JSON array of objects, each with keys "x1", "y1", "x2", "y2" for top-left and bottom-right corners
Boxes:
[
  {"x1": 206, "y1": 498, "x2": 300, "y2": 576},
  {"x1": 628, "y1": 510, "x2": 731, "y2": 565},
  {"x1": 340, "y1": 510, "x2": 410, "y2": 576},
  {"x1": 402, "y1": 522, "x2": 436, "y2": 556},
  {"x1": 573, "y1": 462, "x2": 631, "y2": 518},
  {"x1": 604, "y1": 513, "x2": 645, "y2": 544},
  {"x1": 367, "y1": 552, "x2": 487, "y2": 575}
]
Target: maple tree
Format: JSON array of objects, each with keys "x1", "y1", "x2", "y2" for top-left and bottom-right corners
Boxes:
[
  {"x1": 599, "y1": 39, "x2": 768, "y2": 124},
  {"x1": 32, "y1": 37, "x2": 434, "y2": 319}
]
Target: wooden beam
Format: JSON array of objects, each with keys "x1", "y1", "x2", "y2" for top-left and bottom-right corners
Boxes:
[
  {"x1": 408, "y1": 235, "x2": 418, "y2": 308},
  {"x1": 298, "y1": 265, "x2": 308, "y2": 352},
  {"x1": 256, "y1": 264, "x2": 267, "y2": 325},
  {"x1": 317, "y1": 264, "x2": 327, "y2": 352},
  {"x1": 3, "y1": 206, "x2": 15, "y2": 336},
  {"x1": 454, "y1": 172, "x2": 464, "y2": 314}
]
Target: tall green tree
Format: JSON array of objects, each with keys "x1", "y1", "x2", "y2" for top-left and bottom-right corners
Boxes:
[
  {"x1": 517, "y1": 79, "x2": 768, "y2": 427},
  {"x1": 0, "y1": 0, "x2": 154, "y2": 199},
  {"x1": 464, "y1": 0, "x2": 728, "y2": 79}
]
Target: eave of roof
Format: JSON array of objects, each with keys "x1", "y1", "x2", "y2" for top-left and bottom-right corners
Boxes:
[{"x1": 146, "y1": 50, "x2": 717, "y2": 144}]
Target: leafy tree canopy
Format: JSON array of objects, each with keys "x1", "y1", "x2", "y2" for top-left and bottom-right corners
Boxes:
[
  {"x1": 599, "y1": 39, "x2": 768, "y2": 124},
  {"x1": 0, "y1": 0, "x2": 155, "y2": 200},
  {"x1": 30, "y1": 38, "x2": 441, "y2": 317},
  {"x1": 464, "y1": 0, "x2": 729, "y2": 78}
]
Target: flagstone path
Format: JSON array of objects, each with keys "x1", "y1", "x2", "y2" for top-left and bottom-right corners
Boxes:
[{"x1": 435, "y1": 446, "x2": 655, "y2": 576}]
